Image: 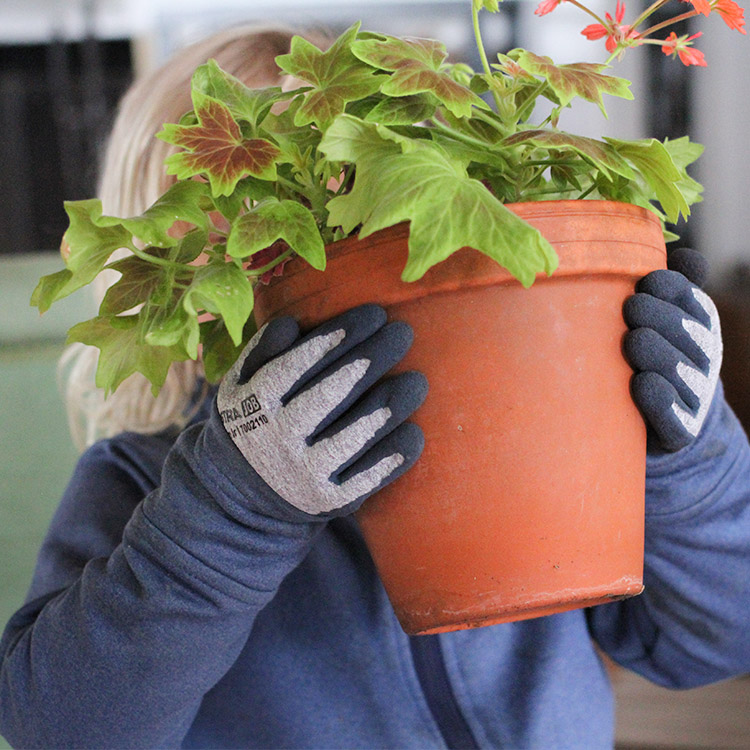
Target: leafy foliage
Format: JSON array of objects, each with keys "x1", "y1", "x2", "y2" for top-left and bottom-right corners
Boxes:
[
  {"x1": 32, "y1": 1, "x2": 708, "y2": 395},
  {"x1": 351, "y1": 35, "x2": 488, "y2": 118},
  {"x1": 276, "y1": 23, "x2": 383, "y2": 129},
  {"x1": 160, "y1": 94, "x2": 281, "y2": 196}
]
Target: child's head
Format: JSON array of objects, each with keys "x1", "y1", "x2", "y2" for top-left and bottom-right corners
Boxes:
[{"x1": 63, "y1": 25, "x2": 325, "y2": 449}]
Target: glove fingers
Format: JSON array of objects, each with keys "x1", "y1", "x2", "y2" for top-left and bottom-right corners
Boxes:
[
  {"x1": 631, "y1": 371, "x2": 697, "y2": 452},
  {"x1": 311, "y1": 371, "x2": 429, "y2": 476},
  {"x1": 624, "y1": 292, "x2": 710, "y2": 371},
  {"x1": 666, "y1": 247, "x2": 709, "y2": 288},
  {"x1": 334, "y1": 421, "x2": 425, "y2": 513},
  {"x1": 234, "y1": 317, "x2": 300, "y2": 384},
  {"x1": 259, "y1": 304, "x2": 387, "y2": 404},
  {"x1": 282, "y1": 321, "x2": 414, "y2": 437},
  {"x1": 633, "y1": 269, "x2": 710, "y2": 327},
  {"x1": 220, "y1": 316, "x2": 300, "y2": 391},
  {"x1": 624, "y1": 327, "x2": 702, "y2": 411}
]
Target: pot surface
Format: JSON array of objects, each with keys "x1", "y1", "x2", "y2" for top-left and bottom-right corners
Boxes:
[{"x1": 254, "y1": 200, "x2": 665, "y2": 634}]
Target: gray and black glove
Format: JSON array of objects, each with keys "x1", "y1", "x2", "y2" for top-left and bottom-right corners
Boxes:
[
  {"x1": 217, "y1": 304, "x2": 427, "y2": 520},
  {"x1": 624, "y1": 248, "x2": 722, "y2": 453}
]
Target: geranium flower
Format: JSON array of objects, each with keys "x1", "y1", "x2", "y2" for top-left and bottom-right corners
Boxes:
[
  {"x1": 535, "y1": 0, "x2": 565, "y2": 17},
  {"x1": 711, "y1": 0, "x2": 747, "y2": 33},
  {"x1": 681, "y1": 0, "x2": 712, "y2": 16},
  {"x1": 581, "y1": 0, "x2": 640, "y2": 53},
  {"x1": 661, "y1": 31, "x2": 708, "y2": 65}
]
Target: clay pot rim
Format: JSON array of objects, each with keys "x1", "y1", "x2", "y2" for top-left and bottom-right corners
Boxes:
[{"x1": 261, "y1": 199, "x2": 665, "y2": 301}]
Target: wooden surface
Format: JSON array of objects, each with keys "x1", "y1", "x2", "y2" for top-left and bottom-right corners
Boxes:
[{"x1": 613, "y1": 669, "x2": 750, "y2": 749}]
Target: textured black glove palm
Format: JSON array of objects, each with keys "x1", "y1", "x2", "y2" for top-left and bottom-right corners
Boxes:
[{"x1": 624, "y1": 248, "x2": 722, "y2": 453}]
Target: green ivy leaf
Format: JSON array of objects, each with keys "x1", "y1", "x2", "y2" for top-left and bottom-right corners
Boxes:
[
  {"x1": 159, "y1": 92, "x2": 281, "y2": 196},
  {"x1": 183, "y1": 263, "x2": 255, "y2": 346},
  {"x1": 210, "y1": 177, "x2": 277, "y2": 221},
  {"x1": 191, "y1": 58, "x2": 293, "y2": 127},
  {"x1": 119, "y1": 181, "x2": 211, "y2": 247},
  {"x1": 100, "y1": 257, "x2": 167, "y2": 315},
  {"x1": 364, "y1": 93, "x2": 437, "y2": 125},
  {"x1": 320, "y1": 115, "x2": 557, "y2": 286},
  {"x1": 513, "y1": 51, "x2": 633, "y2": 117},
  {"x1": 67, "y1": 315, "x2": 188, "y2": 396},
  {"x1": 473, "y1": 0, "x2": 500, "y2": 11},
  {"x1": 31, "y1": 199, "x2": 134, "y2": 312},
  {"x1": 30, "y1": 269, "x2": 76, "y2": 314},
  {"x1": 275, "y1": 23, "x2": 382, "y2": 129},
  {"x1": 663, "y1": 136, "x2": 704, "y2": 208},
  {"x1": 200, "y1": 317, "x2": 256, "y2": 383},
  {"x1": 352, "y1": 35, "x2": 487, "y2": 119},
  {"x1": 168, "y1": 228, "x2": 210, "y2": 265},
  {"x1": 605, "y1": 137, "x2": 687, "y2": 222},
  {"x1": 502, "y1": 129, "x2": 635, "y2": 181},
  {"x1": 227, "y1": 198, "x2": 326, "y2": 270},
  {"x1": 144, "y1": 295, "x2": 201, "y2": 359},
  {"x1": 62, "y1": 200, "x2": 132, "y2": 273}
]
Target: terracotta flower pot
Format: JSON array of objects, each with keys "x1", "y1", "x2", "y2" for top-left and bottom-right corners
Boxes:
[{"x1": 253, "y1": 200, "x2": 666, "y2": 635}]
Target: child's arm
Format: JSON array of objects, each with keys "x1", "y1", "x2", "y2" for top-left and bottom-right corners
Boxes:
[
  {"x1": 589, "y1": 252, "x2": 750, "y2": 687},
  {"x1": 0, "y1": 304, "x2": 426, "y2": 749}
]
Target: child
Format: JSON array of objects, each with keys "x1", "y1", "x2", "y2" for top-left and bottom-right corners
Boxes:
[{"x1": 2, "y1": 24, "x2": 749, "y2": 750}]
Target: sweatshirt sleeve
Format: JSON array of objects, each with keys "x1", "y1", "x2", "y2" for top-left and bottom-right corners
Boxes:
[
  {"x1": 0, "y1": 404, "x2": 322, "y2": 749},
  {"x1": 588, "y1": 382, "x2": 750, "y2": 688}
]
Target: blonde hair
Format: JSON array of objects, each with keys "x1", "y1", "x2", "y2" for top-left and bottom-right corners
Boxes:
[{"x1": 62, "y1": 25, "x2": 320, "y2": 450}]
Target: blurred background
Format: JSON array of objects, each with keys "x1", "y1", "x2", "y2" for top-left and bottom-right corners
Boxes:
[{"x1": 1, "y1": 1, "x2": 748, "y2": 747}]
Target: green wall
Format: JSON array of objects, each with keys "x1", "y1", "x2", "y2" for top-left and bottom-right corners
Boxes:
[{"x1": 0, "y1": 254, "x2": 90, "y2": 748}]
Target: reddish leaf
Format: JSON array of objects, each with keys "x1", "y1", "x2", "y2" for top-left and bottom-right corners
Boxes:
[
  {"x1": 352, "y1": 35, "x2": 487, "y2": 118},
  {"x1": 513, "y1": 51, "x2": 633, "y2": 116},
  {"x1": 160, "y1": 93, "x2": 280, "y2": 197},
  {"x1": 275, "y1": 23, "x2": 382, "y2": 129}
]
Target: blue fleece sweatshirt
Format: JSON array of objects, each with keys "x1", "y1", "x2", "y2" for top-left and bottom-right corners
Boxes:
[{"x1": 1, "y1": 383, "x2": 750, "y2": 749}]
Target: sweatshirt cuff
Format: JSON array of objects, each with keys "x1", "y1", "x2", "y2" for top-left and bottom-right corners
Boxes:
[{"x1": 645, "y1": 381, "x2": 748, "y2": 520}]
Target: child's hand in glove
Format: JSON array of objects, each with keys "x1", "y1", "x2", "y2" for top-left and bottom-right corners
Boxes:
[
  {"x1": 217, "y1": 304, "x2": 427, "y2": 520},
  {"x1": 624, "y1": 248, "x2": 722, "y2": 453}
]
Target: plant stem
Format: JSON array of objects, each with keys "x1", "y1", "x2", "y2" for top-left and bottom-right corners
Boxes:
[
  {"x1": 334, "y1": 163, "x2": 356, "y2": 196},
  {"x1": 565, "y1": 0, "x2": 609, "y2": 28},
  {"x1": 639, "y1": 9, "x2": 701, "y2": 38},
  {"x1": 629, "y1": 0, "x2": 672, "y2": 35},
  {"x1": 470, "y1": 107, "x2": 511, "y2": 137},
  {"x1": 246, "y1": 247, "x2": 294, "y2": 278},
  {"x1": 525, "y1": 158, "x2": 585, "y2": 167},
  {"x1": 471, "y1": 4, "x2": 505, "y2": 114},
  {"x1": 430, "y1": 118, "x2": 493, "y2": 149},
  {"x1": 519, "y1": 166, "x2": 547, "y2": 192},
  {"x1": 523, "y1": 186, "x2": 580, "y2": 198},
  {"x1": 429, "y1": 118, "x2": 513, "y2": 167},
  {"x1": 275, "y1": 173, "x2": 309, "y2": 201},
  {"x1": 128, "y1": 243, "x2": 186, "y2": 271}
]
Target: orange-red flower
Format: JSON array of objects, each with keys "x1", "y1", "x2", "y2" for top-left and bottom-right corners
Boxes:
[
  {"x1": 681, "y1": 0, "x2": 712, "y2": 16},
  {"x1": 711, "y1": 0, "x2": 747, "y2": 33},
  {"x1": 535, "y1": 0, "x2": 565, "y2": 16},
  {"x1": 581, "y1": 0, "x2": 640, "y2": 52},
  {"x1": 661, "y1": 31, "x2": 708, "y2": 66}
]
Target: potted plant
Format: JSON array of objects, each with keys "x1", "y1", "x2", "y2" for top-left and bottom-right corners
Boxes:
[{"x1": 32, "y1": 0, "x2": 745, "y2": 634}]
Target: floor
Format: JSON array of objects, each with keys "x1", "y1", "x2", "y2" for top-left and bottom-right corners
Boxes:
[
  {"x1": 1, "y1": 255, "x2": 750, "y2": 749},
  {"x1": 613, "y1": 669, "x2": 750, "y2": 749}
]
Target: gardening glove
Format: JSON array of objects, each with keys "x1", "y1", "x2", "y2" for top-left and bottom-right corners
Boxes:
[
  {"x1": 217, "y1": 303, "x2": 427, "y2": 520},
  {"x1": 623, "y1": 247, "x2": 722, "y2": 453}
]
